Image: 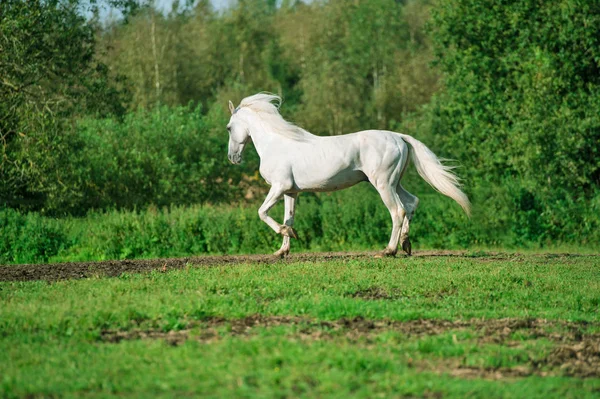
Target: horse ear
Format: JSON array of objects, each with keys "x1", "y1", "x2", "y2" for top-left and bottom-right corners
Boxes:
[{"x1": 228, "y1": 101, "x2": 235, "y2": 115}]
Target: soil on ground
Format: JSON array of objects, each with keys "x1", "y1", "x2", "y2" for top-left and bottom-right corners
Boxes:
[
  {"x1": 98, "y1": 315, "x2": 600, "y2": 379},
  {"x1": 0, "y1": 250, "x2": 467, "y2": 282},
  {"x1": 0, "y1": 251, "x2": 588, "y2": 282}
]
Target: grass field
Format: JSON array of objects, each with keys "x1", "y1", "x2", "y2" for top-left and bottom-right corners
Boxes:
[{"x1": 1, "y1": 252, "x2": 599, "y2": 398}]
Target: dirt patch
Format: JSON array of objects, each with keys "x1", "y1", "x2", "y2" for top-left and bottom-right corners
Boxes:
[
  {"x1": 424, "y1": 335, "x2": 600, "y2": 380},
  {"x1": 347, "y1": 286, "x2": 459, "y2": 301},
  {"x1": 101, "y1": 315, "x2": 304, "y2": 345},
  {"x1": 0, "y1": 250, "x2": 471, "y2": 282},
  {"x1": 411, "y1": 318, "x2": 600, "y2": 379},
  {"x1": 451, "y1": 365, "x2": 533, "y2": 380},
  {"x1": 99, "y1": 315, "x2": 600, "y2": 379},
  {"x1": 348, "y1": 287, "x2": 405, "y2": 300},
  {"x1": 3, "y1": 251, "x2": 598, "y2": 283},
  {"x1": 102, "y1": 329, "x2": 192, "y2": 346},
  {"x1": 415, "y1": 359, "x2": 534, "y2": 380},
  {"x1": 0, "y1": 252, "x2": 370, "y2": 282},
  {"x1": 99, "y1": 315, "x2": 468, "y2": 344},
  {"x1": 534, "y1": 338, "x2": 600, "y2": 378}
]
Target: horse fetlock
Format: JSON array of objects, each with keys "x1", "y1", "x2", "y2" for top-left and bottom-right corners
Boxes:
[
  {"x1": 279, "y1": 225, "x2": 298, "y2": 239},
  {"x1": 273, "y1": 248, "x2": 290, "y2": 258},
  {"x1": 401, "y1": 237, "x2": 412, "y2": 256},
  {"x1": 382, "y1": 247, "x2": 397, "y2": 257}
]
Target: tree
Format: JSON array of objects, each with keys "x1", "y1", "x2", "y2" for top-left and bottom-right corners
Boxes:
[
  {"x1": 282, "y1": 0, "x2": 437, "y2": 134},
  {"x1": 0, "y1": 0, "x2": 128, "y2": 211},
  {"x1": 427, "y1": 0, "x2": 600, "y2": 241}
]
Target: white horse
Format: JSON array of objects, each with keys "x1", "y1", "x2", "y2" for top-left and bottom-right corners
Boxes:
[{"x1": 226, "y1": 93, "x2": 470, "y2": 257}]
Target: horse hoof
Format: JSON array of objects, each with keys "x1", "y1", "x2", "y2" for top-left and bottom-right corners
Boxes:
[
  {"x1": 280, "y1": 226, "x2": 298, "y2": 239},
  {"x1": 382, "y1": 248, "x2": 397, "y2": 257},
  {"x1": 273, "y1": 249, "x2": 289, "y2": 258},
  {"x1": 401, "y1": 238, "x2": 412, "y2": 256}
]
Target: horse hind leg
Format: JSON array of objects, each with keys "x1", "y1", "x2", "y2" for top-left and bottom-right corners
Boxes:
[
  {"x1": 397, "y1": 184, "x2": 419, "y2": 256},
  {"x1": 371, "y1": 144, "x2": 410, "y2": 257},
  {"x1": 374, "y1": 184, "x2": 406, "y2": 257}
]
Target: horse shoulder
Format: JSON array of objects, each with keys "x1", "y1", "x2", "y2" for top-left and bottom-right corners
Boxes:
[{"x1": 259, "y1": 154, "x2": 293, "y2": 187}]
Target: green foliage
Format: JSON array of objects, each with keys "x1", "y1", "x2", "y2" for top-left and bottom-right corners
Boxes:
[
  {"x1": 98, "y1": 0, "x2": 438, "y2": 131},
  {"x1": 0, "y1": 209, "x2": 67, "y2": 264},
  {"x1": 0, "y1": 0, "x2": 128, "y2": 210},
  {"x1": 291, "y1": 0, "x2": 436, "y2": 134},
  {"x1": 423, "y1": 0, "x2": 600, "y2": 245},
  {"x1": 1, "y1": 0, "x2": 599, "y2": 250},
  {"x1": 100, "y1": 0, "x2": 286, "y2": 110},
  {"x1": 0, "y1": 104, "x2": 248, "y2": 214},
  {"x1": 2, "y1": 183, "x2": 598, "y2": 265},
  {"x1": 431, "y1": 0, "x2": 600, "y2": 191},
  {"x1": 64, "y1": 104, "x2": 241, "y2": 212}
]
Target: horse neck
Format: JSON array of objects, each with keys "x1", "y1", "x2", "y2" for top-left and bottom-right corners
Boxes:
[{"x1": 245, "y1": 112, "x2": 281, "y2": 160}]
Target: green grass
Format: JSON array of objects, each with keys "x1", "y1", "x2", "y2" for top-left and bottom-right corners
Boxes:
[{"x1": 1, "y1": 254, "x2": 599, "y2": 398}]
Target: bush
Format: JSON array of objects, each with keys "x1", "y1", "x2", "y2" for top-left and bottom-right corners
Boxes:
[
  {"x1": 407, "y1": 0, "x2": 600, "y2": 247},
  {"x1": 0, "y1": 209, "x2": 67, "y2": 264},
  {"x1": 70, "y1": 104, "x2": 243, "y2": 212},
  {"x1": 2, "y1": 181, "x2": 596, "y2": 265},
  {"x1": 10, "y1": 104, "x2": 250, "y2": 215}
]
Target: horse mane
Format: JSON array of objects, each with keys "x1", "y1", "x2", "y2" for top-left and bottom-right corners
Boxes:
[{"x1": 237, "y1": 93, "x2": 316, "y2": 142}]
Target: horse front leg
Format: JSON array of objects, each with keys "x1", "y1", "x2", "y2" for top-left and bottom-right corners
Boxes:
[
  {"x1": 258, "y1": 185, "x2": 297, "y2": 243},
  {"x1": 274, "y1": 193, "x2": 298, "y2": 258}
]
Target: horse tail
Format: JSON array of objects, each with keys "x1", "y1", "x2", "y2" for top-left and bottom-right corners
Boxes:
[{"x1": 399, "y1": 134, "x2": 471, "y2": 217}]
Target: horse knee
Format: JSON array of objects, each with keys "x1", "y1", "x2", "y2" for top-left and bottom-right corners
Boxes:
[{"x1": 258, "y1": 208, "x2": 267, "y2": 221}]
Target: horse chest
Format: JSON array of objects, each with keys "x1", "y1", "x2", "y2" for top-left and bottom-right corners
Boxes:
[{"x1": 258, "y1": 162, "x2": 280, "y2": 186}]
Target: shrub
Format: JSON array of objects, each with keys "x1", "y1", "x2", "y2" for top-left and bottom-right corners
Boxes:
[{"x1": 0, "y1": 209, "x2": 67, "y2": 264}]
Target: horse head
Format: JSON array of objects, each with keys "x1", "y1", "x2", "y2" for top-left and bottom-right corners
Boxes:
[{"x1": 226, "y1": 100, "x2": 250, "y2": 164}]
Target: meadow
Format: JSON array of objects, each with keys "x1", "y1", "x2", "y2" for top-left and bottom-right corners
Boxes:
[
  {"x1": 1, "y1": 253, "x2": 599, "y2": 398},
  {"x1": 2, "y1": 1, "x2": 600, "y2": 396}
]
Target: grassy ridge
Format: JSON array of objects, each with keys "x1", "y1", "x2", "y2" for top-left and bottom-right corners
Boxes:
[{"x1": 1, "y1": 254, "x2": 599, "y2": 397}]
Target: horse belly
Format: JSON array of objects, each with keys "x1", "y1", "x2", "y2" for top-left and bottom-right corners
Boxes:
[{"x1": 293, "y1": 167, "x2": 367, "y2": 192}]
